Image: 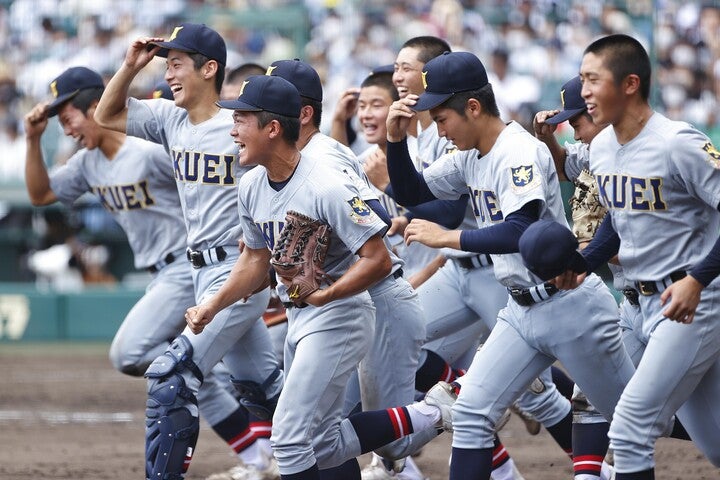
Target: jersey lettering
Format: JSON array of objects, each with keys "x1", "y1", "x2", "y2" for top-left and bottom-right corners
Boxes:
[
  {"x1": 256, "y1": 221, "x2": 285, "y2": 251},
  {"x1": 468, "y1": 187, "x2": 504, "y2": 223},
  {"x1": 171, "y1": 149, "x2": 236, "y2": 186},
  {"x1": 92, "y1": 180, "x2": 157, "y2": 212},
  {"x1": 596, "y1": 174, "x2": 668, "y2": 211}
]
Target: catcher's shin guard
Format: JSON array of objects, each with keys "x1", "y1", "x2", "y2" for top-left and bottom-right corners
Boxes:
[
  {"x1": 231, "y1": 367, "x2": 282, "y2": 421},
  {"x1": 144, "y1": 336, "x2": 203, "y2": 479}
]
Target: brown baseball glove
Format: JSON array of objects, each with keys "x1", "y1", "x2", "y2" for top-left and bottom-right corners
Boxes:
[
  {"x1": 270, "y1": 210, "x2": 332, "y2": 305},
  {"x1": 569, "y1": 169, "x2": 607, "y2": 244}
]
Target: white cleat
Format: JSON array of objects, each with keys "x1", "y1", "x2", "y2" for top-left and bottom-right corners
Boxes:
[
  {"x1": 424, "y1": 381, "x2": 457, "y2": 432},
  {"x1": 205, "y1": 457, "x2": 280, "y2": 480},
  {"x1": 361, "y1": 453, "x2": 429, "y2": 480}
]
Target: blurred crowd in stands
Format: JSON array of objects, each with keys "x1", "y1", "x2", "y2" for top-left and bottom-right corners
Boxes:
[{"x1": 0, "y1": 0, "x2": 719, "y2": 284}]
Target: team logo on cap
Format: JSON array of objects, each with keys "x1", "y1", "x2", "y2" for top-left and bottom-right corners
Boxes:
[
  {"x1": 265, "y1": 66, "x2": 277, "y2": 75},
  {"x1": 560, "y1": 88, "x2": 566, "y2": 109},
  {"x1": 421, "y1": 71, "x2": 428, "y2": 90},
  {"x1": 50, "y1": 80, "x2": 58, "y2": 98},
  {"x1": 703, "y1": 141, "x2": 720, "y2": 168},
  {"x1": 238, "y1": 80, "x2": 249, "y2": 96},
  {"x1": 511, "y1": 165, "x2": 536, "y2": 189},
  {"x1": 169, "y1": 26, "x2": 183, "y2": 41},
  {"x1": 152, "y1": 90, "x2": 163, "y2": 99}
]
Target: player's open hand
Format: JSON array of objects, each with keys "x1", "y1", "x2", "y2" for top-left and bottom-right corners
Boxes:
[
  {"x1": 660, "y1": 275, "x2": 703, "y2": 324},
  {"x1": 388, "y1": 215, "x2": 409, "y2": 236},
  {"x1": 387, "y1": 96, "x2": 418, "y2": 142},
  {"x1": 532, "y1": 109, "x2": 560, "y2": 140},
  {"x1": 551, "y1": 269, "x2": 587, "y2": 290},
  {"x1": 24, "y1": 102, "x2": 50, "y2": 139},
  {"x1": 185, "y1": 304, "x2": 217, "y2": 334},
  {"x1": 124, "y1": 37, "x2": 164, "y2": 71},
  {"x1": 404, "y1": 219, "x2": 460, "y2": 248},
  {"x1": 363, "y1": 148, "x2": 390, "y2": 190}
]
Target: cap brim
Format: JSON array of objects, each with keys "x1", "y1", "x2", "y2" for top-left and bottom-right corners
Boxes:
[
  {"x1": 216, "y1": 99, "x2": 263, "y2": 111},
  {"x1": 148, "y1": 40, "x2": 195, "y2": 59},
  {"x1": 47, "y1": 91, "x2": 80, "y2": 117},
  {"x1": 545, "y1": 107, "x2": 586, "y2": 125},
  {"x1": 412, "y1": 91, "x2": 453, "y2": 111}
]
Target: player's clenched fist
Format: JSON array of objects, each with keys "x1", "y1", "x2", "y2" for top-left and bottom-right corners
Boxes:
[
  {"x1": 185, "y1": 304, "x2": 217, "y2": 334},
  {"x1": 386, "y1": 95, "x2": 418, "y2": 142},
  {"x1": 532, "y1": 109, "x2": 561, "y2": 141},
  {"x1": 24, "y1": 102, "x2": 50, "y2": 139}
]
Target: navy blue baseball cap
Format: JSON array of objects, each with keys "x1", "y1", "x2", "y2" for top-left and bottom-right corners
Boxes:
[
  {"x1": 151, "y1": 81, "x2": 173, "y2": 100},
  {"x1": 216, "y1": 74, "x2": 301, "y2": 117},
  {"x1": 266, "y1": 59, "x2": 323, "y2": 102},
  {"x1": 47, "y1": 66, "x2": 105, "y2": 117},
  {"x1": 371, "y1": 64, "x2": 395, "y2": 75},
  {"x1": 518, "y1": 219, "x2": 588, "y2": 281},
  {"x1": 545, "y1": 76, "x2": 586, "y2": 125},
  {"x1": 413, "y1": 51, "x2": 489, "y2": 111},
  {"x1": 150, "y1": 23, "x2": 227, "y2": 66}
]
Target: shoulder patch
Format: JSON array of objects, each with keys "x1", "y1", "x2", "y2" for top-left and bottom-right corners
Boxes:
[
  {"x1": 703, "y1": 141, "x2": 720, "y2": 168},
  {"x1": 510, "y1": 165, "x2": 538, "y2": 190},
  {"x1": 347, "y1": 196, "x2": 375, "y2": 224}
]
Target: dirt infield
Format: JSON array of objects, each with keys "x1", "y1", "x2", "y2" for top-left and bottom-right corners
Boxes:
[{"x1": 0, "y1": 343, "x2": 716, "y2": 480}]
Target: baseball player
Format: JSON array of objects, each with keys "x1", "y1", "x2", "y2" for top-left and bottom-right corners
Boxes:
[
  {"x1": 552, "y1": 34, "x2": 720, "y2": 479},
  {"x1": 353, "y1": 69, "x2": 532, "y2": 480},
  {"x1": 93, "y1": 24, "x2": 283, "y2": 480},
  {"x1": 23, "y1": 66, "x2": 276, "y2": 480},
  {"x1": 387, "y1": 36, "x2": 578, "y2": 468},
  {"x1": 385, "y1": 51, "x2": 637, "y2": 480},
  {"x1": 185, "y1": 74, "x2": 448, "y2": 480},
  {"x1": 266, "y1": 59, "x2": 434, "y2": 480},
  {"x1": 220, "y1": 62, "x2": 266, "y2": 101}
]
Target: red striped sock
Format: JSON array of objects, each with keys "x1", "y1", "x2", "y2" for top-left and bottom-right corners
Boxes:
[
  {"x1": 250, "y1": 420, "x2": 272, "y2": 439},
  {"x1": 182, "y1": 446, "x2": 193, "y2": 473},
  {"x1": 491, "y1": 441, "x2": 510, "y2": 469},
  {"x1": 573, "y1": 454, "x2": 604, "y2": 477},
  {"x1": 227, "y1": 427, "x2": 256, "y2": 454},
  {"x1": 386, "y1": 406, "x2": 413, "y2": 439}
]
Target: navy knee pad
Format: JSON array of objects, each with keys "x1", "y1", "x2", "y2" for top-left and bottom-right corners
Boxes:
[
  {"x1": 144, "y1": 336, "x2": 203, "y2": 479},
  {"x1": 231, "y1": 367, "x2": 281, "y2": 421}
]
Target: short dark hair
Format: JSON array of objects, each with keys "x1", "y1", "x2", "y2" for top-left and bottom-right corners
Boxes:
[
  {"x1": 70, "y1": 87, "x2": 105, "y2": 115},
  {"x1": 442, "y1": 84, "x2": 499, "y2": 118},
  {"x1": 401, "y1": 36, "x2": 451, "y2": 64},
  {"x1": 360, "y1": 72, "x2": 399, "y2": 102},
  {"x1": 254, "y1": 111, "x2": 300, "y2": 144},
  {"x1": 227, "y1": 62, "x2": 266, "y2": 84},
  {"x1": 584, "y1": 34, "x2": 651, "y2": 101},
  {"x1": 301, "y1": 97, "x2": 322, "y2": 129},
  {"x1": 189, "y1": 52, "x2": 225, "y2": 94}
]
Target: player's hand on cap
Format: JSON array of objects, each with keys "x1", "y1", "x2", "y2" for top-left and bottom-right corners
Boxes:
[
  {"x1": 660, "y1": 274, "x2": 703, "y2": 324},
  {"x1": 24, "y1": 102, "x2": 50, "y2": 139},
  {"x1": 550, "y1": 269, "x2": 587, "y2": 290},
  {"x1": 404, "y1": 219, "x2": 459, "y2": 248},
  {"x1": 124, "y1": 36, "x2": 164, "y2": 71},
  {"x1": 386, "y1": 96, "x2": 418, "y2": 143},
  {"x1": 533, "y1": 109, "x2": 560, "y2": 140},
  {"x1": 332, "y1": 88, "x2": 360, "y2": 123},
  {"x1": 363, "y1": 148, "x2": 390, "y2": 191},
  {"x1": 185, "y1": 304, "x2": 217, "y2": 334}
]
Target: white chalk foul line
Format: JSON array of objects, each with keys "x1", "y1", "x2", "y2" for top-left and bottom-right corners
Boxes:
[{"x1": 0, "y1": 409, "x2": 135, "y2": 424}]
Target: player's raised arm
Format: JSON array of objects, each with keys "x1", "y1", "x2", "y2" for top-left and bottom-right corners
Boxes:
[
  {"x1": 185, "y1": 246, "x2": 272, "y2": 334},
  {"x1": 95, "y1": 36, "x2": 163, "y2": 132},
  {"x1": 23, "y1": 102, "x2": 57, "y2": 205}
]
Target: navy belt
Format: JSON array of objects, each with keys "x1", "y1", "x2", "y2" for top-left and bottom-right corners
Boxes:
[
  {"x1": 508, "y1": 283, "x2": 558, "y2": 307},
  {"x1": 147, "y1": 250, "x2": 183, "y2": 274},
  {"x1": 455, "y1": 254, "x2": 493, "y2": 269},
  {"x1": 186, "y1": 246, "x2": 227, "y2": 269},
  {"x1": 635, "y1": 270, "x2": 686, "y2": 296}
]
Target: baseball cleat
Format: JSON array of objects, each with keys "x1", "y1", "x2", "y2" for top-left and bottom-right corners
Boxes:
[
  {"x1": 205, "y1": 457, "x2": 280, "y2": 480},
  {"x1": 495, "y1": 408, "x2": 512, "y2": 432},
  {"x1": 423, "y1": 381, "x2": 456, "y2": 432},
  {"x1": 509, "y1": 401, "x2": 541, "y2": 435},
  {"x1": 361, "y1": 453, "x2": 429, "y2": 480}
]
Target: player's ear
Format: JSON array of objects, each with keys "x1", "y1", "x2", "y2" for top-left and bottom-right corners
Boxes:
[
  {"x1": 299, "y1": 105, "x2": 313, "y2": 126},
  {"x1": 202, "y1": 60, "x2": 218, "y2": 80},
  {"x1": 623, "y1": 73, "x2": 641, "y2": 97},
  {"x1": 466, "y1": 97, "x2": 482, "y2": 117}
]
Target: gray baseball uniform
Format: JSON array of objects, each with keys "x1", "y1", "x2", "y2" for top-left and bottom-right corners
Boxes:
[
  {"x1": 237, "y1": 153, "x2": 387, "y2": 473},
  {"x1": 48, "y1": 136, "x2": 240, "y2": 426},
  {"x1": 125, "y1": 97, "x2": 281, "y2": 420},
  {"x1": 422, "y1": 121, "x2": 635, "y2": 452},
  {"x1": 591, "y1": 112, "x2": 720, "y2": 470}
]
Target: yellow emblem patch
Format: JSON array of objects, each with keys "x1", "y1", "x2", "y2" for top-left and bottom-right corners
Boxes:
[
  {"x1": 348, "y1": 196, "x2": 376, "y2": 224},
  {"x1": 510, "y1": 165, "x2": 539, "y2": 191},
  {"x1": 421, "y1": 71, "x2": 428, "y2": 90},
  {"x1": 50, "y1": 80, "x2": 58, "y2": 98},
  {"x1": 703, "y1": 141, "x2": 720, "y2": 168},
  {"x1": 265, "y1": 65, "x2": 277, "y2": 76},
  {"x1": 238, "y1": 80, "x2": 250, "y2": 96}
]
